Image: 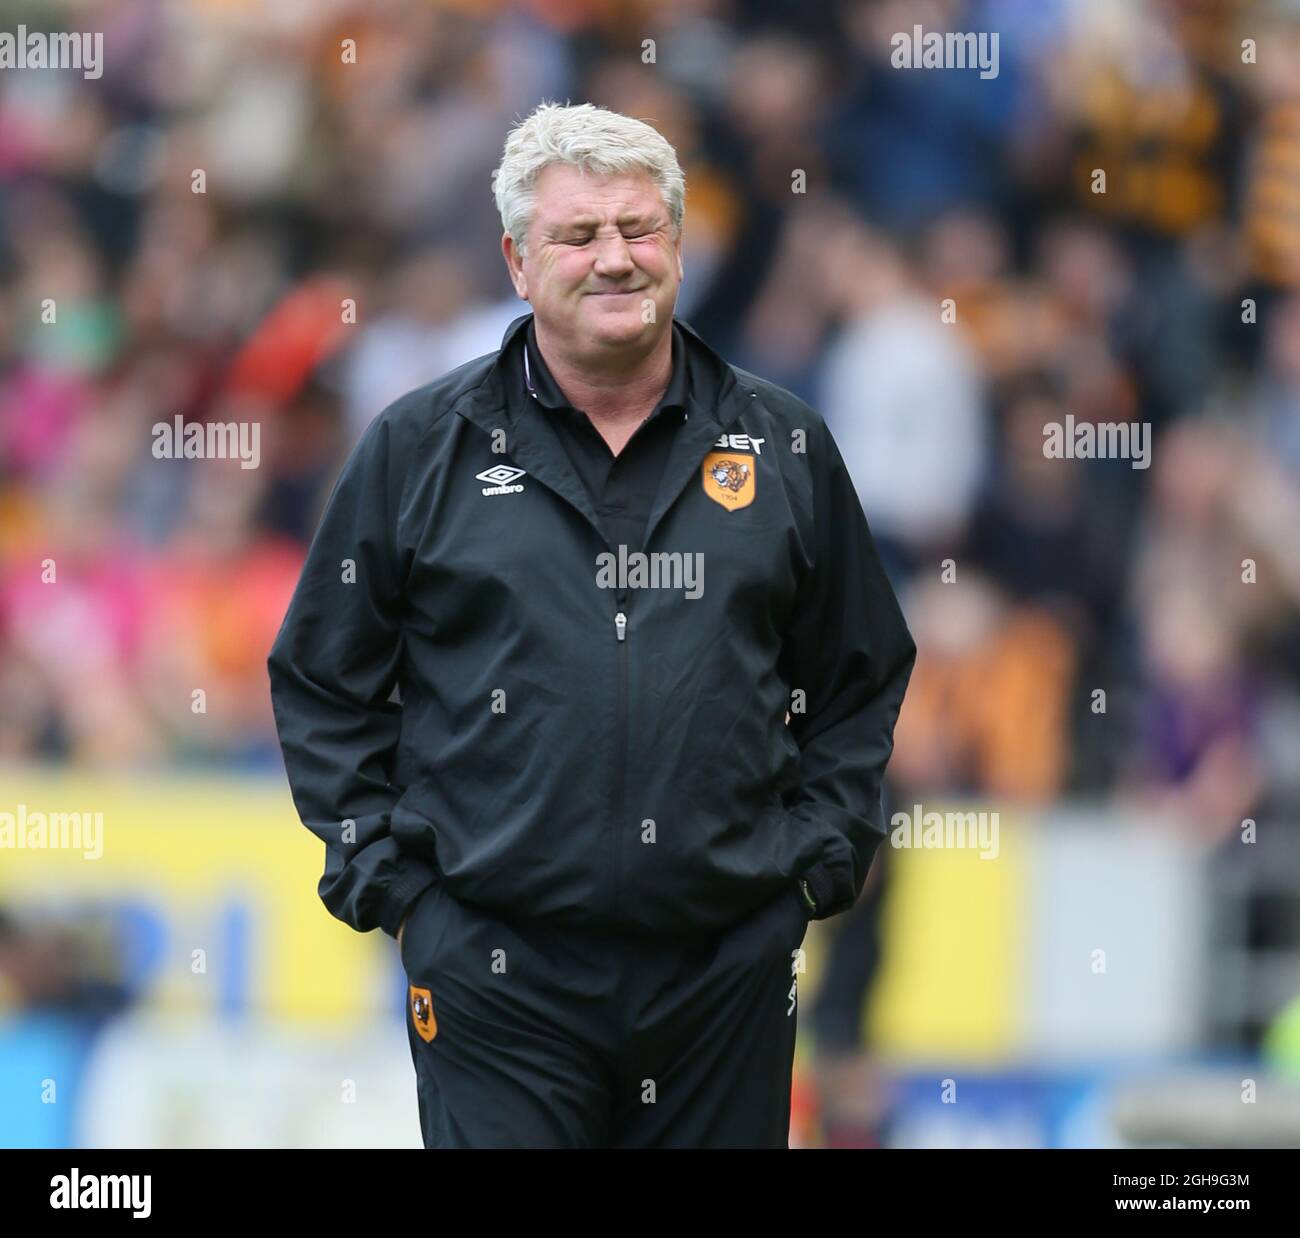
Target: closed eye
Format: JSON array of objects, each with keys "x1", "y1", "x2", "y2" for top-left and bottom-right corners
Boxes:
[{"x1": 564, "y1": 232, "x2": 650, "y2": 244}]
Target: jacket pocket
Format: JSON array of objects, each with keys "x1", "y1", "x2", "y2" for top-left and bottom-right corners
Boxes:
[
  {"x1": 747, "y1": 879, "x2": 809, "y2": 962},
  {"x1": 784, "y1": 880, "x2": 810, "y2": 950},
  {"x1": 399, "y1": 879, "x2": 448, "y2": 978}
]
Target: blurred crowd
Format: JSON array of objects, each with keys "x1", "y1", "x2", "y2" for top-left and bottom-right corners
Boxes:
[
  {"x1": 1, "y1": 0, "x2": 1298, "y2": 830},
  {"x1": 3, "y1": 0, "x2": 1300, "y2": 1148}
]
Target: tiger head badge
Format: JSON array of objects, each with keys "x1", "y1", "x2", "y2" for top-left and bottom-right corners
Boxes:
[{"x1": 701, "y1": 452, "x2": 755, "y2": 510}]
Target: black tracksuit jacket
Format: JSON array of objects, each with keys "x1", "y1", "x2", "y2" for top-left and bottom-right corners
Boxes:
[{"x1": 267, "y1": 312, "x2": 916, "y2": 941}]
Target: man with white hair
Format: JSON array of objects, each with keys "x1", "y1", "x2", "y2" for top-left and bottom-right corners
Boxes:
[{"x1": 268, "y1": 101, "x2": 915, "y2": 1148}]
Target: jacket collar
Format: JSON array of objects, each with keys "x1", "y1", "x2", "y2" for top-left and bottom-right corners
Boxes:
[
  {"x1": 523, "y1": 316, "x2": 692, "y2": 422},
  {"x1": 454, "y1": 310, "x2": 758, "y2": 554},
  {"x1": 459, "y1": 310, "x2": 752, "y2": 432}
]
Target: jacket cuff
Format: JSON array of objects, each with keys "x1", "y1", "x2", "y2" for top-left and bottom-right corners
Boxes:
[
  {"x1": 799, "y1": 862, "x2": 841, "y2": 920},
  {"x1": 379, "y1": 858, "x2": 442, "y2": 939}
]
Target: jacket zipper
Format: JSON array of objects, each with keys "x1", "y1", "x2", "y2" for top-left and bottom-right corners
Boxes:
[{"x1": 612, "y1": 598, "x2": 628, "y2": 917}]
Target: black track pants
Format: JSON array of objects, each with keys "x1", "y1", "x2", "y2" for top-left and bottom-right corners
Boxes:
[{"x1": 401, "y1": 880, "x2": 809, "y2": 1147}]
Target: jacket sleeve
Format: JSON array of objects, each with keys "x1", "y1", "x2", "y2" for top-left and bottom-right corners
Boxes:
[
  {"x1": 777, "y1": 416, "x2": 917, "y2": 920},
  {"x1": 267, "y1": 408, "x2": 440, "y2": 938}
]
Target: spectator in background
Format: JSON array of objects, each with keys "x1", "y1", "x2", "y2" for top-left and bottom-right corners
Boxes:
[
  {"x1": 340, "y1": 247, "x2": 485, "y2": 439},
  {"x1": 825, "y1": 0, "x2": 1029, "y2": 232},
  {"x1": 918, "y1": 208, "x2": 1039, "y2": 384},
  {"x1": 964, "y1": 369, "x2": 1115, "y2": 628},
  {"x1": 1125, "y1": 579, "x2": 1265, "y2": 844},
  {"x1": 685, "y1": 33, "x2": 834, "y2": 360},
  {"x1": 1121, "y1": 420, "x2": 1269, "y2": 842},
  {"x1": 816, "y1": 208, "x2": 987, "y2": 578},
  {"x1": 890, "y1": 571, "x2": 1077, "y2": 803},
  {"x1": 1245, "y1": 292, "x2": 1300, "y2": 482},
  {"x1": 1240, "y1": 12, "x2": 1300, "y2": 293}
]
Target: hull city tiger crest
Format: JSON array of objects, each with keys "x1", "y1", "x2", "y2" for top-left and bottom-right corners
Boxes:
[
  {"x1": 702, "y1": 451, "x2": 755, "y2": 510},
  {"x1": 409, "y1": 984, "x2": 438, "y2": 1042}
]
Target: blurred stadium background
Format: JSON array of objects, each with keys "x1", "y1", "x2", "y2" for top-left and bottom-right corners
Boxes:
[{"x1": 3, "y1": 0, "x2": 1300, "y2": 1148}]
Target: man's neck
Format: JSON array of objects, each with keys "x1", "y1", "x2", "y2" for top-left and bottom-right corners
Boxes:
[{"x1": 533, "y1": 319, "x2": 674, "y2": 433}]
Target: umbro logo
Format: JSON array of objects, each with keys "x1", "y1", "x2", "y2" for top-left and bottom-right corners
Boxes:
[{"x1": 476, "y1": 464, "x2": 527, "y2": 496}]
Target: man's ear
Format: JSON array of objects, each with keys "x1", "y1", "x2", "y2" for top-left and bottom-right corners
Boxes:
[{"x1": 502, "y1": 232, "x2": 528, "y2": 300}]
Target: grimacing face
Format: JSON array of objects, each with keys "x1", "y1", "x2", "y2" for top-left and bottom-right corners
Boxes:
[{"x1": 502, "y1": 162, "x2": 683, "y2": 355}]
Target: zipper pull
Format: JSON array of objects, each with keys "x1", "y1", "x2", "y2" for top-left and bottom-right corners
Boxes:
[{"x1": 614, "y1": 611, "x2": 627, "y2": 642}]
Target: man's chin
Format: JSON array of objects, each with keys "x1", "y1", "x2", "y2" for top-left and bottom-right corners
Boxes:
[{"x1": 583, "y1": 298, "x2": 654, "y2": 341}]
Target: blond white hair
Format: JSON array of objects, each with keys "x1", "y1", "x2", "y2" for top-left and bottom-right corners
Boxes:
[{"x1": 491, "y1": 101, "x2": 685, "y2": 257}]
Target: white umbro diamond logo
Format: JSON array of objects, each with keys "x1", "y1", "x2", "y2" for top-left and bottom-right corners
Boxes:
[{"x1": 476, "y1": 464, "x2": 527, "y2": 496}]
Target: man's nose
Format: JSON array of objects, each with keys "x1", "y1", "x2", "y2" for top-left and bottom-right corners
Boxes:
[{"x1": 591, "y1": 233, "x2": 635, "y2": 276}]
